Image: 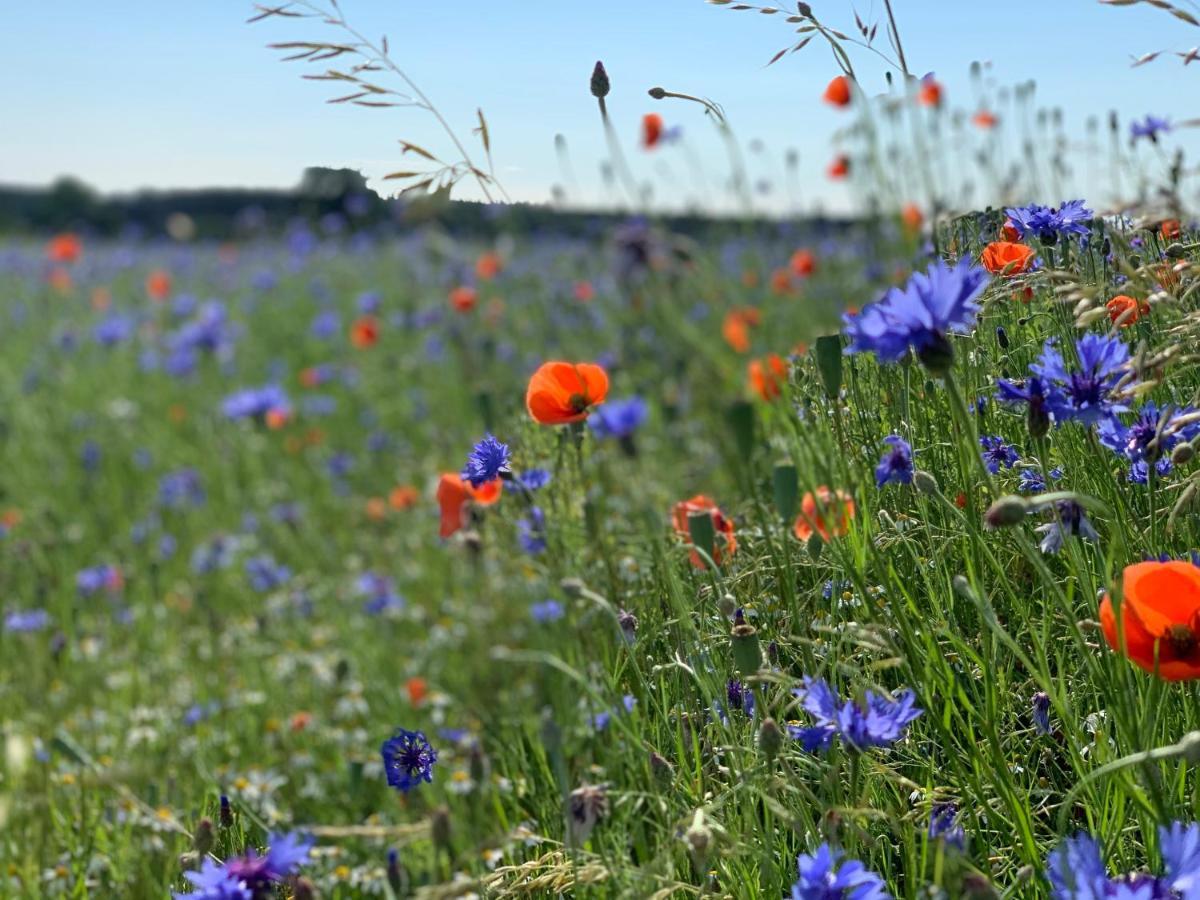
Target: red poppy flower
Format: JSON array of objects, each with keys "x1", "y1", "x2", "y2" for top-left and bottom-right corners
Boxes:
[
  {"x1": 475, "y1": 252, "x2": 502, "y2": 280},
  {"x1": 901, "y1": 203, "x2": 924, "y2": 232},
  {"x1": 748, "y1": 354, "x2": 788, "y2": 401},
  {"x1": 436, "y1": 473, "x2": 501, "y2": 538},
  {"x1": 1100, "y1": 560, "x2": 1200, "y2": 680},
  {"x1": 672, "y1": 495, "x2": 737, "y2": 568},
  {"x1": 793, "y1": 487, "x2": 856, "y2": 542},
  {"x1": 972, "y1": 110, "x2": 998, "y2": 130},
  {"x1": 790, "y1": 249, "x2": 816, "y2": 278},
  {"x1": 407, "y1": 676, "x2": 428, "y2": 706},
  {"x1": 722, "y1": 307, "x2": 761, "y2": 354},
  {"x1": 1161, "y1": 219, "x2": 1182, "y2": 240},
  {"x1": 828, "y1": 155, "x2": 850, "y2": 179},
  {"x1": 981, "y1": 241, "x2": 1036, "y2": 276},
  {"x1": 146, "y1": 269, "x2": 172, "y2": 302},
  {"x1": 525, "y1": 361, "x2": 609, "y2": 425},
  {"x1": 390, "y1": 485, "x2": 419, "y2": 510},
  {"x1": 46, "y1": 233, "x2": 82, "y2": 264},
  {"x1": 449, "y1": 286, "x2": 477, "y2": 313},
  {"x1": 823, "y1": 75, "x2": 852, "y2": 108},
  {"x1": 1106, "y1": 294, "x2": 1149, "y2": 327},
  {"x1": 573, "y1": 281, "x2": 595, "y2": 303},
  {"x1": 918, "y1": 77, "x2": 943, "y2": 108},
  {"x1": 350, "y1": 315, "x2": 380, "y2": 348},
  {"x1": 642, "y1": 113, "x2": 664, "y2": 149},
  {"x1": 1001, "y1": 219, "x2": 1021, "y2": 242}
]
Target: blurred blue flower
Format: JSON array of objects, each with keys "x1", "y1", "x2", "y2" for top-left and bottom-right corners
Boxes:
[
  {"x1": 1032, "y1": 692, "x2": 1051, "y2": 735},
  {"x1": 928, "y1": 804, "x2": 965, "y2": 851},
  {"x1": 789, "y1": 677, "x2": 922, "y2": 752},
  {"x1": 530, "y1": 599, "x2": 564, "y2": 622},
  {"x1": 1046, "y1": 822, "x2": 1200, "y2": 899},
  {"x1": 791, "y1": 843, "x2": 890, "y2": 900},
  {"x1": 874, "y1": 435, "x2": 913, "y2": 487},
  {"x1": 5, "y1": 609, "x2": 50, "y2": 633},
  {"x1": 587, "y1": 397, "x2": 648, "y2": 440},
  {"x1": 1037, "y1": 500, "x2": 1099, "y2": 555},
  {"x1": 1131, "y1": 115, "x2": 1171, "y2": 142},
  {"x1": 979, "y1": 435, "x2": 1019, "y2": 473},
  {"x1": 245, "y1": 556, "x2": 291, "y2": 592}
]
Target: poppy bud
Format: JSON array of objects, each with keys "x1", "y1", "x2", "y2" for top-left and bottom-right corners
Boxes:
[
  {"x1": 984, "y1": 495, "x2": 1030, "y2": 529},
  {"x1": 797, "y1": 2, "x2": 812, "y2": 16},
  {"x1": 649, "y1": 750, "x2": 674, "y2": 786},
  {"x1": 648, "y1": 86, "x2": 666, "y2": 99},
  {"x1": 806, "y1": 532, "x2": 823, "y2": 560},
  {"x1": 1178, "y1": 731, "x2": 1200, "y2": 763},
  {"x1": 962, "y1": 873, "x2": 1001, "y2": 899},
  {"x1": 218, "y1": 795, "x2": 233, "y2": 828},
  {"x1": 1172, "y1": 441, "x2": 1195, "y2": 466},
  {"x1": 758, "y1": 717, "x2": 784, "y2": 762},
  {"x1": 590, "y1": 61, "x2": 610, "y2": 99},
  {"x1": 292, "y1": 878, "x2": 316, "y2": 900},
  {"x1": 178, "y1": 852, "x2": 199, "y2": 871},
  {"x1": 1027, "y1": 402, "x2": 1050, "y2": 441},
  {"x1": 539, "y1": 708, "x2": 562, "y2": 757},
  {"x1": 193, "y1": 817, "x2": 214, "y2": 857},
  {"x1": 913, "y1": 470, "x2": 940, "y2": 494},
  {"x1": 1167, "y1": 242, "x2": 1187, "y2": 259},
  {"x1": 995, "y1": 326, "x2": 1009, "y2": 349},
  {"x1": 431, "y1": 806, "x2": 453, "y2": 853},
  {"x1": 386, "y1": 848, "x2": 408, "y2": 896},
  {"x1": 718, "y1": 593, "x2": 736, "y2": 619},
  {"x1": 559, "y1": 577, "x2": 586, "y2": 598},
  {"x1": 730, "y1": 621, "x2": 762, "y2": 674}
]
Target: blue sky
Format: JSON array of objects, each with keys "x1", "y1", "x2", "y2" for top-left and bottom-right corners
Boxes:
[{"x1": 2, "y1": 1, "x2": 1195, "y2": 213}]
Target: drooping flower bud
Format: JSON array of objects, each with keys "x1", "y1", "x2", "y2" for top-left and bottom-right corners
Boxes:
[
  {"x1": 193, "y1": 817, "x2": 214, "y2": 857},
  {"x1": 649, "y1": 750, "x2": 674, "y2": 786},
  {"x1": 758, "y1": 718, "x2": 784, "y2": 763},
  {"x1": 983, "y1": 495, "x2": 1030, "y2": 529},
  {"x1": 913, "y1": 470, "x2": 940, "y2": 494}
]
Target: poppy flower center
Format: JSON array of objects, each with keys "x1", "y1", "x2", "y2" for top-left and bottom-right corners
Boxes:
[
  {"x1": 1163, "y1": 623, "x2": 1199, "y2": 661},
  {"x1": 568, "y1": 392, "x2": 589, "y2": 413}
]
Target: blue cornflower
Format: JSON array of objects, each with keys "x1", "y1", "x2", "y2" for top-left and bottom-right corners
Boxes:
[
  {"x1": 1037, "y1": 500, "x2": 1099, "y2": 555},
  {"x1": 356, "y1": 572, "x2": 404, "y2": 614},
  {"x1": 995, "y1": 374, "x2": 1053, "y2": 438},
  {"x1": 979, "y1": 435, "x2": 1020, "y2": 473},
  {"x1": 158, "y1": 468, "x2": 205, "y2": 508},
  {"x1": 1046, "y1": 822, "x2": 1200, "y2": 899},
  {"x1": 77, "y1": 564, "x2": 121, "y2": 597},
  {"x1": 1019, "y1": 467, "x2": 1063, "y2": 494},
  {"x1": 1098, "y1": 402, "x2": 1198, "y2": 484},
  {"x1": 173, "y1": 858, "x2": 250, "y2": 900},
  {"x1": 1005, "y1": 200, "x2": 1093, "y2": 245},
  {"x1": 587, "y1": 397, "x2": 648, "y2": 440},
  {"x1": 1131, "y1": 115, "x2": 1172, "y2": 143},
  {"x1": 530, "y1": 599, "x2": 565, "y2": 622},
  {"x1": 221, "y1": 384, "x2": 290, "y2": 422},
  {"x1": 5, "y1": 609, "x2": 50, "y2": 633},
  {"x1": 517, "y1": 469, "x2": 552, "y2": 491},
  {"x1": 929, "y1": 804, "x2": 965, "y2": 851},
  {"x1": 93, "y1": 314, "x2": 135, "y2": 347},
  {"x1": 842, "y1": 258, "x2": 990, "y2": 371},
  {"x1": 461, "y1": 434, "x2": 511, "y2": 488},
  {"x1": 175, "y1": 831, "x2": 313, "y2": 900},
  {"x1": 517, "y1": 506, "x2": 547, "y2": 555},
  {"x1": 310, "y1": 310, "x2": 339, "y2": 339},
  {"x1": 726, "y1": 679, "x2": 756, "y2": 718},
  {"x1": 1032, "y1": 692, "x2": 1052, "y2": 735},
  {"x1": 790, "y1": 843, "x2": 891, "y2": 900},
  {"x1": 874, "y1": 435, "x2": 914, "y2": 487},
  {"x1": 1030, "y1": 334, "x2": 1134, "y2": 426},
  {"x1": 789, "y1": 677, "x2": 922, "y2": 752},
  {"x1": 245, "y1": 556, "x2": 291, "y2": 592},
  {"x1": 593, "y1": 695, "x2": 636, "y2": 731},
  {"x1": 381, "y1": 728, "x2": 438, "y2": 792}
]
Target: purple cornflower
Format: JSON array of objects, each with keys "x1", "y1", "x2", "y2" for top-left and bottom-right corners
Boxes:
[
  {"x1": 726, "y1": 679, "x2": 756, "y2": 718},
  {"x1": 790, "y1": 843, "x2": 891, "y2": 900},
  {"x1": 789, "y1": 677, "x2": 922, "y2": 752},
  {"x1": 76, "y1": 564, "x2": 121, "y2": 597},
  {"x1": 517, "y1": 469, "x2": 551, "y2": 491},
  {"x1": 928, "y1": 803, "x2": 965, "y2": 851},
  {"x1": 979, "y1": 435, "x2": 1020, "y2": 474},
  {"x1": 1032, "y1": 692, "x2": 1052, "y2": 735},
  {"x1": 1004, "y1": 200, "x2": 1093, "y2": 245},
  {"x1": 530, "y1": 599, "x2": 565, "y2": 622},
  {"x1": 380, "y1": 728, "x2": 438, "y2": 792},
  {"x1": 1098, "y1": 402, "x2": 1198, "y2": 484},
  {"x1": 461, "y1": 434, "x2": 511, "y2": 488},
  {"x1": 356, "y1": 572, "x2": 404, "y2": 614},
  {"x1": 5, "y1": 609, "x2": 50, "y2": 633},
  {"x1": 245, "y1": 556, "x2": 291, "y2": 592},
  {"x1": 1030, "y1": 334, "x2": 1134, "y2": 426},
  {"x1": 310, "y1": 310, "x2": 339, "y2": 340},
  {"x1": 587, "y1": 397, "x2": 648, "y2": 440},
  {"x1": 93, "y1": 314, "x2": 135, "y2": 347},
  {"x1": 174, "y1": 831, "x2": 312, "y2": 900},
  {"x1": 158, "y1": 468, "x2": 205, "y2": 508},
  {"x1": 1037, "y1": 500, "x2": 1099, "y2": 555},
  {"x1": 842, "y1": 258, "x2": 990, "y2": 372},
  {"x1": 592, "y1": 695, "x2": 636, "y2": 731},
  {"x1": 1046, "y1": 822, "x2": 1200, "y2": 899},
  {"x1": 995, "y1": 374, "x2": 1052, "y2": 439},
  {"x1": 1131, "y1": 115, "x2": 1172, "y2": 143},
  {"x1": 874, "y1": 435, "x2": 914, "y2": 487}
]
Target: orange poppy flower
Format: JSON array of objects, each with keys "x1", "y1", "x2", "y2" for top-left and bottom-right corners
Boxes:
[
  {"x1": 1001, "y1": 219, "x2": 1021, "y2": 242},
  {"x1": 972, "y1": 110, "x2": 998, "y2": 130},
  {"x1": 901, "y1": 203, "x2": 924, "y2": 232},
  {"x1": 365, "y1": 497, "x2": 387, "y2": 521},
  {"x1": 436, "y1": 473, "x2": 501, "y2": 538},
  {"x1": 823, "y1": 75, "x2": 852, "y2": 108},
  {"x1": 1100, "y1": 560, "x2": 1200, "y2": 680},
  {"x1": 981, "y1": 241, "x2": 1036, "y2": 276},
  {"x1": 350, "y1": 315, "x2": 380, "y2": 348},
  {"x1": 46, "y1": 233, "x2": 82, "y2": 264},
  {"x1": 91, "y1": 287, "x2": 111, "y2": 311},
  {"x1": 917, "y1": 78, "x2": 943, "y2": 108},
  {"x1": 47, "y1": 267, "x2": 72, "y2": 293},
  {"x1": 790, "y1": 250, "x2": 816, "y2": 278},
  {"x1": 146, "y1": 269, "x2": 172, "y2": 302},
  {"x1": 475, "y1": 252, "x2": 502, "y2": 280},
  {"x1": 1161, "y1": 219, "x2": 1182, "y2": 240},
  {"x1": 449, "y1": 285, "x2": 477, "y2": 313},
  {"x1": 722, "y1": 307, "x2": 761, "y2": 353},
  {"x1": 525, "y1": 361, "x2": 609, "y2": 425},
  {"x1": 299, "y1": 367, "x2": 320, "y2": 389},
  {"x1": 389, "y1": 485, "x2": 419, "y2": 510},
  {"x1": 265, "y1": 408, "x2": 290, "y2": 430},
  {"x1": 672, "y1": 495, "x2": 737, "y2": 568},
  {"x1": 828, "y1": 155, "x2": 850, "y2": 179},
  {"x1": 1107, "y1": 294, "x2": 1149, "y2": 327},
  {"x1": 573, "y1": 281, "x2": 595, "y2": 303},
  {"x1": 407, "y1": 676, "x2": 428, "y2": 706},
  {"x1": 793, "y1": 487, "x2": 856, "y2": 542},
  {"x1": 642, "y1": 113, "x2": 664, "y2": 149},
  {"x1": 1156, "y1": 263, "x2": 1182, "y2": 292},
  {"x1": 748, "y1": 354, "x2": 788, "y2": 401}
]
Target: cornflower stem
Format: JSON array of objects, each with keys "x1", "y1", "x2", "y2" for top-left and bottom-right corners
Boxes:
[{"x1": 943, "y1": 367, "x2": 995, "y2": 493}]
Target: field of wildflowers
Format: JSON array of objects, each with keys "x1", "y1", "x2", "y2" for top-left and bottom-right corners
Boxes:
[{"x1": 5, "y1": 1, "x2": 1200, "y2": 898}]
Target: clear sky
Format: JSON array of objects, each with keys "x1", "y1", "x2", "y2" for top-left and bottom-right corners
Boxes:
[{"x1": 2, "y1": 0, "x2": 1195, "y2": 214}]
